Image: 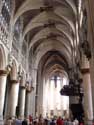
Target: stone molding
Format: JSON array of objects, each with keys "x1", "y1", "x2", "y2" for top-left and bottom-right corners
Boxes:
[
  {"x1": 10, "y1": 79, "x2": 18, "y2": 84},
  {"x1": 81, "y1": 68, "x2": 90, "y2": 74},
  {"x1": 20, "y1": 85, "x2": 26, "y2": 89},
  {"x1": 0, "y1": 69, "x2": 8, "y2": 76}
]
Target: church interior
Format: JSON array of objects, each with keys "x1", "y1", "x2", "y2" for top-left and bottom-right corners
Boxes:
[{"x1": 0, "y1": 0, "x2": 94, "y2": 124}]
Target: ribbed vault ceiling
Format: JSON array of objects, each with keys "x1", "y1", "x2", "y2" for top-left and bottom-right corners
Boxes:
[{"x1": 13, "y1": 0, "x2": 80, "y2": 78}]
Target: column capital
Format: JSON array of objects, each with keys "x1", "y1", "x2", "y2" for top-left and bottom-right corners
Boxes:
[
  {"x1": 26, "y1": 86, "x2": 34, "y2": 93},
  {"x1": 26, "y1": 89, "x2": 31, "y2": 93},
  {"x1": 81, "y1": 68, "x2": 90, "y2": 74},
  {"x1": 26, "y1": 86, "x2": 30, "y2": 92},
  {"x1": 0, "y1": 70, "x2": 8, "y2": 76},
  {"x1": 20, "y1": 85, "x2": 26, "y2": 89},
  {"x1": 10, "y1": 80, "x2": 18, "y2": 84}
]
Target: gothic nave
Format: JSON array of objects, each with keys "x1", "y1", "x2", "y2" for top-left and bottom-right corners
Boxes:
[{"x1": 0, "y1": 0, "x2": 94, "y2": 125}]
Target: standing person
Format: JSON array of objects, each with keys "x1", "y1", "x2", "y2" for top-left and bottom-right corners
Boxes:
[
  {"x1": 73, "y1": 119, "x2": 79, "y2": 125},
  {"x1": 80, "y1": 122, "x2": 84, "y2": 125},
  {"x1": 7, "y1": 117, "x2": 13, "y2": 125},
  {"x1": 57, "y1": 117, "x2": 63, "y2": 125},
  {"x1": 50, "y1": 119, "x2": 56, "y2": 125},
  {"x1": 29, "y1": 115, "x2": 33, "y2": 125},
  {"x1": 33, "y1": 116, "x2": 38, "y2": 125},
  {"x1": 44, "y1": 118, "x2": 48, "y2": 125},
  {"x1": 38, "y1": 114, "x2": 43, "y2": 125},
  {"x1": 15, "y1": 118, "x2": 22, "y2": 125},
  {"x1": 22, "y1": 119, "x2": 28, "y2": 125},
  {"x1": 79, "y1": 119, "x2": 84, "y2": 125}
]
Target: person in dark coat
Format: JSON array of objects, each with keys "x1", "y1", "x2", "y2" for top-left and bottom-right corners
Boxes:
[
  {"x1": 50, "y1": 119, "x2": 55, "y2": 125},
  {"x1": 22, "y1": 119, "x2": 28, "y2": 125}
]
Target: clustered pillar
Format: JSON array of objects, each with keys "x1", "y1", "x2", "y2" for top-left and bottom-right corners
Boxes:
[
  {"x1": 19, "y1": 86, "x2": 26, "y2": 119},
  {"x1": 81, "y1": 55, "x2": 93, "y2": 123},
  {"x1": 25, "y1": 86, "x2": 33, "y2": 118},
  {"x1": 0, "y1": 67, "x2": 33, "y2": 123},
  {"x1": 7, "y1": 80, "x2": 19, "y2": 118},
  {"x1": 0, "y1": 69, "x2": 7, "y2": 124}
]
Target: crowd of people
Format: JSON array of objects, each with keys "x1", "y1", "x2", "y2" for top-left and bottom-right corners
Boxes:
[{"x1": 6, "y1": 115, "x2": 84, "y2": 125}]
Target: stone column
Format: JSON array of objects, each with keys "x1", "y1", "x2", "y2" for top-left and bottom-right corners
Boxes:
[
  {"x1": 19, "y1": 86, "x2": 26, "y2": 119},
  {"x1": 85, "y1": 0, "x2": 94, "y2": 117},
  {"x1": 25, "y1": 87, "x2": 32, "y2": 118},
  {"x1": 7, "y1": 80, "x2": 19, "y2": 118},
  {"x1": 81, "y1": 55, "x2": 93, "y2": 123},
  {"x1": 31, "y1": 69, "x2": 37, "y2": 117},
  {"x1": 0, "y1": 70, "x2": 7, "y2": 125}
]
